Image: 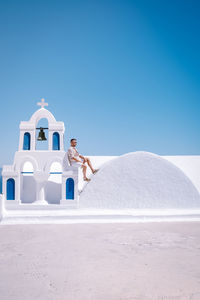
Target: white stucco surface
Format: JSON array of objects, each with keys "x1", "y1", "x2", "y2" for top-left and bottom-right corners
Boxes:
[
  {"x1": 164, "y1": 156, "x2": 200, "y2": 193},
  {"x1": 1, "y1": 100, "x2": 200, "y2": 222},
  {"x1": 78, "y1": 155, "x2": 200, "y2": 194},
  {"x1": 79, "y1": 152, "x2": 200, "y2": 209}
]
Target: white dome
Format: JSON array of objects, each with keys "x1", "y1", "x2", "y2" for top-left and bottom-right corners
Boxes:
[{"x1": 80, "y1": 151, "x2": 200, "y2": 209}]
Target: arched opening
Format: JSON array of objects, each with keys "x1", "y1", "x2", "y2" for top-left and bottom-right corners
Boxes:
[
  {"x1": 45, "y1": 161, "x2": 62, "y2": 204},
  {"x1": 21, "y1": 161, "x2": 36, "y2": 203},
  {"x1": 48, "y1": 161, "x2": 62, "y2": 182},
  {"x1": 23, "y1": 132, "x2": 31, "y2": 150},
  {"x1": 66, "y1": 178, "x2": 74, "y2": 200},
  {"x1": 7, "y1": 178, "x2": 15, "y2": 200},
  {"x1": 53, "y1": 132, "x2": 60, "y2": 150},
  {"x1": 36, "y1": 118, "x2": 49, "y2": 150},
  {"x1": 22, "y1": 161, "x2": 34, "y2": 174}
]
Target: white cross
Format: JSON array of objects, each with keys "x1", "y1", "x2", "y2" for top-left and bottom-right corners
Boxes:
[{"x1": 37, "y1": 98, "x2": 48, "y2": 109}]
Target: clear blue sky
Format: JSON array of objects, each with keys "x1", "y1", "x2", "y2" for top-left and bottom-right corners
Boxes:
[{"x1": 0, "y1": 0, "x2": 199, "y2": 166}]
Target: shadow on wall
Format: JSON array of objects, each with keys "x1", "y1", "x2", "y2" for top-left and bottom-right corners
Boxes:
[
  {"x1": 45, "y1": 181, "x2": 62, "y2": 204},
  {"x1": 21, "y1": 176, "x2": 36, "y2": 203},
  {"x1": 21, "y1": 177, "x2": 62, "y2": 204}
]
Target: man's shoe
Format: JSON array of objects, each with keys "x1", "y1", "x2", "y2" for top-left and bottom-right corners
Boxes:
[
  {"x1": 92, "y1": 169, "x2": 99, "y2": 174},
  {"x1": 84, "y1": 177, "x2": 91, "y2": 182}
]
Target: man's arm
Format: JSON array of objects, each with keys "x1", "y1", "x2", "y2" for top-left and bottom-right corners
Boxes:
[{"x1": 68, "y1": 148, "x2": 83, "y2": 163}]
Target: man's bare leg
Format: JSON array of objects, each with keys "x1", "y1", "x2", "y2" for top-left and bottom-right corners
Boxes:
[
  {"x1": 82, "y1": 164, "x2": 87, "y2": 179},
  {"x1": 82, "y1": 164, "x2": 90, "y2": 181},
  {"x1": 84, "y1": 158, "x2": 96, "y2": 173}
]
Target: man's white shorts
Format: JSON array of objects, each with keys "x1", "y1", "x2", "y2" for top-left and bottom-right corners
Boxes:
[{"x1": 71, "y1": 160, "x2": 84, "y2": 168}]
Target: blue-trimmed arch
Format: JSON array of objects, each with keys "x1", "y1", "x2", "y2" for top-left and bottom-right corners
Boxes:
[
  {"x1": 23, "y1": 132, "x2": 31, "y2": 150},
  {"x1": 66, "y1": 178, "x2": 74, "y2": 200},
  {"x1": 53, "y1": 132, "x2": 60, "y2": 150},
  {"x1": 7, "y1": 178, "x2": 15, "y2": 200}
]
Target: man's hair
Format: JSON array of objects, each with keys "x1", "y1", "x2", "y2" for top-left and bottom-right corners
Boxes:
[{"x1": 70, "y1": 138, "x2": 77, "y2": 143}]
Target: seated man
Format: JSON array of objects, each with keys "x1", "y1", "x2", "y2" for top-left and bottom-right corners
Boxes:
[{"x1": 67, "y1": 138, "x2": 98, "y2": 181}]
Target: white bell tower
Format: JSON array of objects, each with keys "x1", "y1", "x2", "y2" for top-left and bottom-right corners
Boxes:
[
  {"x1": 18, "y1": 99, "x2": 65, "y2": 152},
  {"x1": 2, "y1": 99, "x2": 79, "y2": 209}
]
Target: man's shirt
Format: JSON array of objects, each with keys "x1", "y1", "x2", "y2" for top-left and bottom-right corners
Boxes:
[{"x1": 67, "y1": 146, "x2": 82, "y2": 165}]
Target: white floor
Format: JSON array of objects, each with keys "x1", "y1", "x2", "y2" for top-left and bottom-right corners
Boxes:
[{"x1": 0, "y1": 222, "x2": 200, "y2": 300}]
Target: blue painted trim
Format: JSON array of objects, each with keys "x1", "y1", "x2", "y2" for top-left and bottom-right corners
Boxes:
[
  {"x1": 53, "y1": 132, "x2": 60, "y2": 151},
  {"x1": 23, "y1": 132, "x2": 31, "y2": 150},
  {"x1": 66, "y1": 178, "x2": 74, "y2": 200},
  {"x1": 7, "y1": 178, "x2": 15, "y2": 200},
  {"x1": 50, "y1": 172, "x2": 62, "y2": 174},
  {"x1": 21, "y1": 172, "x2": 63, "y2": 174},
  {"x1": 21, "y1": 172, "x2": 34, "y2": 174}
]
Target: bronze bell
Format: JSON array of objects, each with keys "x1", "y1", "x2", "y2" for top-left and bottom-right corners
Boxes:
[{"x1": 37, "y1": 127, "x2": 47, "y2": 141}]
